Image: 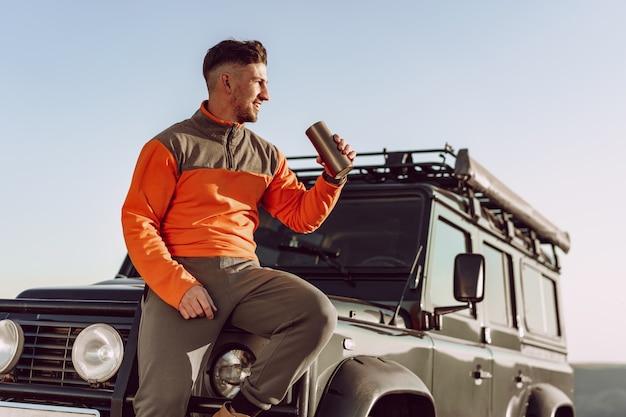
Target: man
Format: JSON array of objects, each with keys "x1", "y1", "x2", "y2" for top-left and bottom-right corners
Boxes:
[{"x1": 121, "y1": 39, "x2": 356, "y2": 417}]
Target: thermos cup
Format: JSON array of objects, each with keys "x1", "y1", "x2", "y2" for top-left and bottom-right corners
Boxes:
[{"x1": 305, "y1": 121, "x2": 353, "y2": 179}]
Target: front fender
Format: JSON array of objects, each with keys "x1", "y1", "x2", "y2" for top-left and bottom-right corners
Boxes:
[
  {"x1": 314, "y1": 356, "x2": 434, "y2": 417},
  {"x1": 527, "y1": 383, "x2": 575, "y2": 417}
]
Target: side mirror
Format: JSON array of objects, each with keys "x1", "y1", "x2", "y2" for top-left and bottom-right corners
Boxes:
[
  {"x1": 424, "y1": 253, "x2": 486, "y2": 331},
  {"x1": 454, "y1": 253, "x2": 485, "y2": 303}
]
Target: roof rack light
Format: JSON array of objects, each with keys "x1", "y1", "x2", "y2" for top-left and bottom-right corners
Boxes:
[{"x1": 454, "y1": 149, "x2": 571, "y2": 253}]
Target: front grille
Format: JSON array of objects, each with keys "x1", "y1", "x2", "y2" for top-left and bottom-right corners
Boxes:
[{"x1": 14, "y1": 320, "x2": 131, "y2": 389}]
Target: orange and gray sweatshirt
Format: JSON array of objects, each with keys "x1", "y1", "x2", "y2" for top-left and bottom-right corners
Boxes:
[{"x1": 122, "y1": 101, "x2": 345, "y2": 309}]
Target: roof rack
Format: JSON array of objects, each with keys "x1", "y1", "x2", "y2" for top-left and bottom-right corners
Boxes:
[
  {"x1": 289, "y1": 145, "x2": 570, "y2": 254},
  {"x1": 290, "y1": 145, "x2": 458, "y2": 185}
]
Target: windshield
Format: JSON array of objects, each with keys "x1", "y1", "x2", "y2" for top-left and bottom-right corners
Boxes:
[{"x1": 255, "y1": 194, "x2": 424, "y2": 271}]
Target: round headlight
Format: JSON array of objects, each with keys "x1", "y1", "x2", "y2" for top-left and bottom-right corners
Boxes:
[
  {"x1": 211, "y1": 348, "x2": 255, "y2": 398},
  {"x1": 0, "y1": 319, "x2": 24, "y2": 373},
  {"x1": 72, "y1": 323, "x2": 124, "y2": 383}
]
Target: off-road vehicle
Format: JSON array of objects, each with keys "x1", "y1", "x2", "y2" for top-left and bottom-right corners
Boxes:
[{"x1": 0, "y1": 145, "x2": 575, "y2": 417}]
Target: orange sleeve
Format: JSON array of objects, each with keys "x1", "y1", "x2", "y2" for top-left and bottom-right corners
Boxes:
[
  {"x1": 121, "y1": 140, "x2": 200, "y2": 309},
  {"x1": 261, "y1": 152, "x2": 344, "y2": 233}
]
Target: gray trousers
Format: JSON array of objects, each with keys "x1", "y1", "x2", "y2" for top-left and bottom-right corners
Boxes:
[{"x1": 133, "y1": 257, "x2": 337, "y2": 417}]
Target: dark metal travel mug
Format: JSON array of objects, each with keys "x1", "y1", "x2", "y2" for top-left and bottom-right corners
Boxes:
[{"x1": 305, "y1": 121, "x2": 353, "y2": 179}]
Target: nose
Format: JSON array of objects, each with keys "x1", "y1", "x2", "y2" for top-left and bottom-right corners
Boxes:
[{"x1": 260, "y1": 84, "x2": 270, "y2": 101}]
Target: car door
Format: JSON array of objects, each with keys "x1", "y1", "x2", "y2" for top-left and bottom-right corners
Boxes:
[
  {"x1": 423, "y1": 209, "x2": 492, "y2": 417},
  {"x1": 478, "y1": 237, "x2": 530, "y2": 417}
]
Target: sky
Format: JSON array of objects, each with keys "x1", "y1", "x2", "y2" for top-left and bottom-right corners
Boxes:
[{"x1": 1, "y1": 1, "x2": 625, "y2": 364}]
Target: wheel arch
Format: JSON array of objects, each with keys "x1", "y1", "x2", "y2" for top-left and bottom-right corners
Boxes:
[
  {"x1": 526, "y1": 383, "x2": 575, "y2": 417},
  {"x1": 313, "y1": 356, "x2": 435, "y2": 417}
]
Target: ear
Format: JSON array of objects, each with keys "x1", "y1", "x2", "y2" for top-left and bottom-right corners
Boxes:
[{"x1": 220, "y1": 73, "x2": 232, "y2": 93}]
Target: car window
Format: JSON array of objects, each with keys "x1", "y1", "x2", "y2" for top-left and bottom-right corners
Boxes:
[
  {"x1": 483, "y1": 243, "x2": 514, "y2": 327},
  {"x1": 427, "y1": 217, "x2": 470, "y2": 311},
  {"x1": 521, "y1": 263, "x2": 560, "y2": 337},
  {"x1": 256, "y1": 195, "x2": 423, "y2": 269}
]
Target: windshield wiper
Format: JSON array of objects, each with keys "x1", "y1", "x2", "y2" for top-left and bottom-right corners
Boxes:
[{"x1": 277, "y1": 243, "x2": 352, "y2": 280}]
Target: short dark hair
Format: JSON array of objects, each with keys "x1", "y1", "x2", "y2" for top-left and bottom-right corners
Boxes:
[{"x1": 202, "y1": 39, "x2": 267, "y2": 85}]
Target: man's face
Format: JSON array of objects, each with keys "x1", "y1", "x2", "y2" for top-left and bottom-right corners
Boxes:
[{"x1": 230, "y1": 63, "x2": 270, "y2": 123}]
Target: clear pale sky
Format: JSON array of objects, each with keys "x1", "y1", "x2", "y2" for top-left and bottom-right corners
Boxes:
[{"x1": 1, "y1": 1, "x2": 625, "y2": 364}]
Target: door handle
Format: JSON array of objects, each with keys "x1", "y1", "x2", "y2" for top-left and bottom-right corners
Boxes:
[
  {"x1": 471, "y1": 364, "x2": 492, "y2": 385},
  {"x1": 514, "y1": 371, "x2": 532, "y2": 388}
]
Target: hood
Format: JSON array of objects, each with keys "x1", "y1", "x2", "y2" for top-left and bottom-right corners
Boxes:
[{"x1": 16, "y1": 277, "x2": 145, "y2": 302}]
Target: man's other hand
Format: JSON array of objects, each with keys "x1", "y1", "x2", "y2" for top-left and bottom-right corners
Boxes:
[
  {"x1": 316, "y1": 134, "x2": 357, "y2": 169},
  {"x1": 178, "y1": 285, "x2": 217, "y2": 319},
  {"x1": 332, "y1": 134, "x2": 356, "y2": 161}
]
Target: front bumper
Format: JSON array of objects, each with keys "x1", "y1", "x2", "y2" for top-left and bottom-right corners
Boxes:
[{"x1": 0, "y1": 401, "x2": 100, "y2": 416}]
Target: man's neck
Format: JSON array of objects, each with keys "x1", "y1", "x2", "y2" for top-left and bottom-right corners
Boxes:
[
  {"x1": 205, "y1": 100, "x2": 237, "y2": 124},
  {"x1": 202, "y1": 100, "x2": 241, "y2": 127}
]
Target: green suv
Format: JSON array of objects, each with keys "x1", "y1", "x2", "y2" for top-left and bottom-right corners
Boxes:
[{"x1": 0, "y1": 145, "x2": 575, "y2": 417}]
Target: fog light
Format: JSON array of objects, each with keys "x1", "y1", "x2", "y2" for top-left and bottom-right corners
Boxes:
[
  {"x1": 0, "y1": 320, "x2": 24, "y2": 374},
  {"x1": 72, "y1": 323, "x2": 123, "y2": 383},
  {"x1": 211, "y1": 348, "x2": 255, "y2": 398}
]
